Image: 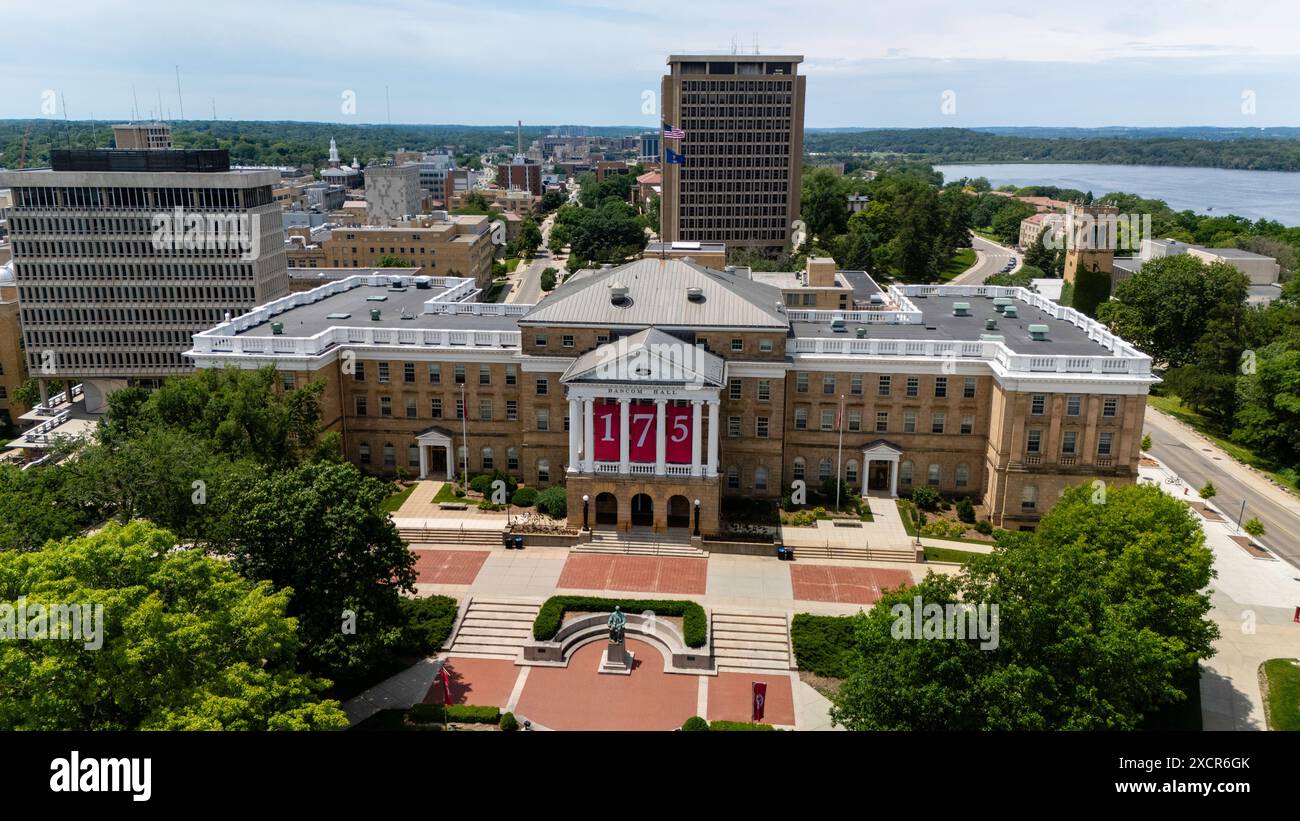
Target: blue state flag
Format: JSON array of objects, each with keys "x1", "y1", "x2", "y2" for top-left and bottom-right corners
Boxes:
[{"x1": 666, "y1": 148, "x2": 686, "y2": 165}]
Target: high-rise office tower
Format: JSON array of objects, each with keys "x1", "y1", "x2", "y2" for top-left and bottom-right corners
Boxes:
[
  {"x1": 0, "y1": 148, "x2": 287, "y2": 412},
  {"x1": 659, "y1": 54, "x2": 806, "y2": 254}
]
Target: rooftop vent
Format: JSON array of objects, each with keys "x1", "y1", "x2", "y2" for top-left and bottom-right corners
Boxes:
[
  {"x1": 366, "y1": 295, "x2": 387, "y2": 302},
  {"x1": 686, "y1": 286, "x2": 705, "y2": 302},
  {"x1": 984, "y1": 318, "x2": 998, "y2": 331},
  {"x1": 869, "y1": 293, "x2": 885, "y2": 305},
  {"x1": 1002, "y1": 305, "x2": 1019, "y2": 319},
  {"x1": 830, "y1": 317, "x2": 846, "y2": 333},
  {"x1": 980, "y1": 333, "x2": 1005, "y2": 343},
  {"x1": 855, "y1": 327, "x2": 866, "y2": 339},
  {"x1": 609, "y1": 280, "x2": 631, "y2": 306},
  {"x1": 992, "y1": 297, "x2": 1013, "y2": 313},
  {"x1": 1028, "y1": 324, "x2": 1050, "y2": 341},
  {"x1": 953, "y1": 302, "x2": 971, "y2": 317},
  {"x1": 370, "y1": 308, "x2": 381, "y2": 321},
  {"x1": 325, "y1": 312, "x2": 351, "y2": 320},
  {"x1": 271, "y1": 322, "x2": 284, "y2": 335},
  {"x1": 413, "y1": 276, "x2": 432, "y2": 290}
]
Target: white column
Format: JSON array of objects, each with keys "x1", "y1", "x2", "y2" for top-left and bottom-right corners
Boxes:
[
  {"x1": 445, "y1": 443, "x2": 454, "y2": 481},
  {"x1": 418, "y1": 442, "x2": 428, "y2": 479},
  {"x1": 690, "y1": 400, "x2": 703, "y2": 477},
  {"x1": 706, "y1": 400, "x2": 719, "y2": 478},
  {"x1": 889, "y1": 457, "x2": 899, "y2": 498},
  {"x1": 567, "y1": 397, "x2": 581, "y2": 474},
  {"x1": 618, "y1": 399, "x2": 631, "y2": 473},
  {"x1": 654, "y1": 399, "x2": 667, "y2": 476},
  {"x1": 583, "y1": 398, "x2": 595, "y2": 473}
]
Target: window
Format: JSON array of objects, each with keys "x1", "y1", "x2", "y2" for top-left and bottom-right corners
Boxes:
[
  {"x1": 731, "y1": 338, "x2": 743, "y2": 352},
  {"x1": 428, "y1": 364, "x2": 441, "y2": 384},
  {"x1": 383, "y1": 444, "x2": 395, "y2": 467},
  {"x1": 818, "y1": 459, "x2": 832, "y2": 481},
  {"x1": 506, "y1": 400, "x2": 517, "y2": 421},
  {"x1": 562, "y1": 334, "x2": 574, "y2": 348},
  {"x1": 758, "y1": 380, "x2": 771, "y2": 401},
  {"x1": 404, "y1": 362, "x2": 415, "y2": 383},
  {"x1": 507, "y1": 448, "x2": 519, "y2": 470},
  {"x1": 727, "y1": 466, "x2": 740, "y2": 489},
  {"x1": 281, "y1": 372, "x2": 296, "y2": 391},
  {"x1": 479, "y1": 399, "x2": 493, "y2": 422},
  {"x1": 848, "y1": 411, "x2": 861, "y2": 432},
  {"x1": 354, "y1": 396, "x2": 367, "y2": 416},
  {"x1": 820, "y1": 408, "x2": 835, "y2": 431},
  {"x1": 1103, "y1": 398, "x2": 1118, "y2": 418},
  {"x1": 728, "y1": 415, "x2": 741, "y2": 437},
  {"x1": 1098, "y1": 431, "x2": 1114, "y2": 456},
  {"x1": 963, "y1": 376, "x2": 976, "y2": 399},
  {"x1": 900, "y1": 461, "x2": 913, "y2": 484},
  {"x1": 793, "y1": 457, "x2": 806, "y2": 481},
  {"x1": 758, "y1": 338, "x2": 773, "y2": 353},
  {"x1": 1031, "y1": 394, "x2": 1045, "y2": 415},
  {"x1": 354, "y1": 361, "x2": 366, "y2": 382},
  {"x1": 406, "y1": 397, "x2": 417, "y2": 418},
  {"x1": 534, "y1": 335, "x2": 546, "y2": 347},
  {"x1": 927, "y1": 463, "x2": 940, "y2": 486},
  {"x1": 822, "y1": 375, "x2": 835, "y2": 395},
  {"x1": 729, "y1": 378, "x2": 742, "y2": 400},
  {"x1": 505, "y1": 366, "x2": 517, "y2": 386},
  {"x1": 878, "y1": 375, "x2": 891, "y2": 396},
  {"x1": 481, "y1": 447, "x2": 493, "y2": 469},
  {"x1": 754, "y1": 466, "x2": 768, "y2": 490},
  {"x1": 456, "y1": 398, "x2": 465, "y2": 420},
  {"x1": 359, "y1": 443, "x2": 370, "y2": 465},
  {"x1": 1067, "y1": 395, "x2": 1081, "y2": 416},
  {"x1": 479, "y1": 365, "x2": 491, "y2": 386},
  {"x1": 956, "y1": 463, "x2": 969, "y2": 487},
  {"x1": 408, "y1": 445, "x2": 420, "y2": 468},
  {"x1": 564, "y1": 413, "x2": 570, "y2": 432},
  {"x1": 931, "y1": 412, "x2": 945, "y2": 434},
  {"x1": 794, "y1": 407, "x2": 807, "y2": 430},
  {"x1": 430, "y1": 398, "x2": 442, "y2": 418},
  {"x1": 380, "y1": 397, "x2": 392, "y2": 417},
  {"x1": 796, "y1": 372, "x2": 808, "y2": 393},
  {"x1": 903, "y1": 412, "x2": 917, "y2": 433},
  {"x1": 756, "y1": 416, "x2": 769, "y2": 438},
  {"x1": 1027, "y1": 429, "x2": 1041, "y2": 454},
  {"x1": 846, "y1": 460, "x2": 859, "y2": 484},
  {"x1": 454, "y1": 365, "x2": 465, "y2": 385},
  {"x1": 1021, "y1": 484, "x2": 1038, "y2": 511},
  {"x1": 961, "y1": 415, "x2": 974, "y2": 435},
  {"x1": 875, "y1": 412, "x2": 889, "y2": 433},
  {"x1": 536, "y1": 409, "x2": 550, "y2": 431},
  {"x1": 1062, "y1": 430, "x2": 1077, "y2": 455},
  {"x1": 535, "y1": 377, "x2": 548, "y2": 396},
  {"x1": 906, "y1": 376, "x2": 919, "y2": 398},
  {"x1": 537, "y1": 460, "x2": 550, "y2": 482},
  {"x1": 934, "y1": 376, "x2": 947, "y2": 398},
  {"x1": 378, "y1": 362, "x2": 390, "y2": 384},
  {"x1": 850, "y1": 374, "x2": 863, "y2": 396}
]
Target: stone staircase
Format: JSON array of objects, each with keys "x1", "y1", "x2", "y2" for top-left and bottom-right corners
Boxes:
[
  {"x1": 574, "y1": 528, "x2": 707, "y2": 558},
  {"x1": 785, "y1": 543, "x2": 917, "y2": 562},
  {"x1": 398, "y1": 526, "x2": 505, "y2": 547},
  {"x1": 710, "y1": 610, "x2": 793, "y2": 672},
  {"x1": 446, "y1": 596, "x2": 542, "y2": 659}
]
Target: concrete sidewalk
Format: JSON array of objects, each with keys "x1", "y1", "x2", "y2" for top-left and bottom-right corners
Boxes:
[{"x1": 342, "y1": 656, "x2": 445, "y2": 726}]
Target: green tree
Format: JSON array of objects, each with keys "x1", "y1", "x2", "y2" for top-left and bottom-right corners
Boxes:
[
  {"x1": 377, "y1": 255, "x2": 412, "y2": 268},
  {"x1": 1243, "y1": 518, "x2": 1266, "y2": 537},
  {"x1": 0, "y1": 521, "x2": 347, "y2": 730},
  {"x1": 1068, "y1": 257, "x2": 1112, "y2": 317},
  {"x1": 1199, "y1": 481, "x2": 1217, "y2": 499},
  {"x1": 517, "y1": 217, "x2": 542, "y2": 258},
  {"x1": 800, "y1": 167, "x2": 849, "y2": 239}
]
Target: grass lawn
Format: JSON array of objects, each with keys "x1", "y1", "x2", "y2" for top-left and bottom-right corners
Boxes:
[
  {"x1": 938, "y1": 247, "x2": 977, "y2": 281},
  {"x1": 923, "y1": 545, "x2": 985, "y2": 564},
  {"x1": 971, "y1": 228, "x2": 1004, "y2": 243},
  {"x1": 482, "y1": 280, "x2": 509, "y2": 303},
  {"x1": 380, "y1": 483, "x2": 417, "y2": 513},
  {"x1": 1261, "y1": 658, "x2": 1300, "y2": 731},
  {"x1": 432, "y1": 482, "x2": 460, "y2": 503},
  {"x1": 504, "y1": 257, "x2": 522, "y2": 273},
  {"x1": 1146, "y1": 394, "x2": 1299, "y2": 492},
  {"x1": 897, "y1": 499, "x2": 997, "y2": 546}
]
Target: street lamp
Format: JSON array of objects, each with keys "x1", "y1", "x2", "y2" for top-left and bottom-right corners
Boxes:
[
  {"x1": 693, "y1": 498, "x2": 701, "y2": 537},
  {"x1": 582, "y1": 494, "x2": 590, "y2": 531}
]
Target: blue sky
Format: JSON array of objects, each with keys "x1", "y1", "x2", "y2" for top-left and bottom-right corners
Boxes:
[{"x1": 4, "y1": 0, "x2": 1299, "y2": 127}]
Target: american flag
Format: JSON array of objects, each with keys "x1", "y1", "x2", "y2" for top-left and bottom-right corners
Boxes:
[{"x1": 662, "y1": 121, "x2": 685, "y2": 140}]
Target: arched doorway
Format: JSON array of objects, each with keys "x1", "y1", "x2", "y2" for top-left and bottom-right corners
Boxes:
[
  {"x1": 666, "y1": 495, "x2": 690, "y2": 529},
  {"x1": 595, "y1": 492, "x2": 619, "y2": 526},
  {"x1": 630, "y1": 493, "x2": 654, "y2": 527}
]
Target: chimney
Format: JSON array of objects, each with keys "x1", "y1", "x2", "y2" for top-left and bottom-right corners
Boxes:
[{"x1": 806, "y1": 256, "x2": 836, "y2": 288}]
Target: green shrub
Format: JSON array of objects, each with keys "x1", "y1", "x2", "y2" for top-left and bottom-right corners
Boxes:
[
  {"x1": 708, "y1": 720, "x2": 777, "y2": 731},
  {"x1": 955, "y1": 497, "x2": 976, "y2": 524},
  {"x1": 1199, "y1": 481, "x2": 1217, "y2": 499},
  {"x1": 1141, "y1": 433, "x2": 1152, "y2": 451},
  {"x1": 407, "y1": 703, "x2": 444, "y2": 724},
  {"x1": 411, "y1": 704, "x2": 500, "y2": 724},
  {"x1": 477, "y1": 499, "x2": 504, "y2": 511},
  {"x1": 469, "y1": 474, "x2": 493, "y2": 495},
  {"x1": 511, "y1": 487, "x2": 538, "y2": 507},
  {"x1": 533, "y1": 595, "x2": 707, "y2": 648},
  {"x1": 791, "y1": 613, "x2": 859, "y2": 678},
  {"x1": 975, "y1": 519, "x2": 994, "y2": 535},
  {"x1": 393, "y1": 595, "x2": 458, "y2": 658},
  {"x1": 1243, "y1": 518, "x2": 1266, "y2": 537},
  {"x1": 499, "y1": 711, "x2": 519, "y2": 731},
  {"x1": 920, "y1": 520, "x2": 967, "y2": 539},
  {"x1": 536, "y1": 486, "x2": 568, "y2": 518},
  {"x1": 681, "y1": 715, "x2": 709, "y2": 731},
  {"x1": 910, "y1": 486, "x2": 941, "y2": 512}
]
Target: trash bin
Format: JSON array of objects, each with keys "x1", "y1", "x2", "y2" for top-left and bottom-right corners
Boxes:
[
  {"x1": 513, "y1": 535, "x2": 524, "y2": 550},
  {"x1": 775, "y1": 545, "x2": 787, "y2": 560},
  {"x1": 502, "y1": 533, "x2": 513, "y2": 549},
  {"x1": 785, "y1": 546, "x2": 795, "y2": 561}
]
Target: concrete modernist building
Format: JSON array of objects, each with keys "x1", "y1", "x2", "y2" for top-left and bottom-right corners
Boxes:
[
  {"x1": 0, "y1": 148, "x2": 288, "y2": 411},
  {"x1": 111, "y1": 122, "x2": 173, "y2": 150},
  {"x1": 659, "y1": 54, "x2": 806, "y2": 253},
  {"x1": 188, "y1": 257, "x2": 1155, "y2": 533},
  {"x1": 363, "y1": 163, "x2": 421, "y2": 225}
]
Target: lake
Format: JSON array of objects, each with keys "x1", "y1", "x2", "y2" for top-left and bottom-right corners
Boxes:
[{"x1": 932, "y1": 162, "x2": 1300, "y2": 226}]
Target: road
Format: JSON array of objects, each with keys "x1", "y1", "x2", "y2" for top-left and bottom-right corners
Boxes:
[
  {"x1": 1144, "y1": 407, "x2": 1300, "y2": 567},
  {"x1": 505, "y1": 212, "x2": 558, "y2": 305},
  {"x1": 950, "y1": 235, "x2": 1020, "y2": 285}
]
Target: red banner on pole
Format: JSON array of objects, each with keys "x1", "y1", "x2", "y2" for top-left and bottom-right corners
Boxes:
[
  {"x1": 665, "y1": 405, "x2": 692, "y2": 464},
  {"x1": 441, "y1": 665, "x2": 453, "y2": 706},
  {"x1": 752, "y1": 681, "x2": 767, "y2": 723},
  {"x1": 592, "y1": 403, "x2": 619, "y2": 462},
  {"x1": 1293, "y1": 606, "x2": 1299, "y2": 624}
]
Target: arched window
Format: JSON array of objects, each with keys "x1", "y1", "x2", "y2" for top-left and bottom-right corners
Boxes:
[
  {"x1": 900, "y1": 460, "x2": 913, "y2": 484},
  {"x1": 481, "y1": 447, "x2": 493, "y2": 469},
  {"x1": 955, "y1": 463, "x2": 969, "y2": 487},
  {"x1": 507, "y1": 447, "x2": 519, "y2": 471},
  {"x1": 537, "y1": 460, "x2": 550, "y2": 483},
  {"x1": 726, "y1": 465, "x2": 740, "y2": 489},
  {"x1": 359, "y1": 442, "x2": 371, "y2": 465},
  {"x1": 845, "y1": 459, "x2": 859, "y2": 484},
  {"x1": 1021, "y1": 484, "x2": 1038, "y2": 510},
  {"x1": 754, "y1": 466, "x2": 768, "y2": 491},
  {"x1": 927, "y1": 463, "x2": 940, "y2": 486},
  {"x1": 792, "y1": 457, "x2": 805, "y2": 480},
  {"x1": 382, "y1": 443, "x2": 395, "y2": 466},
  {"x1": 818, "y1": 458, "x2": 832, "y2": 481}
]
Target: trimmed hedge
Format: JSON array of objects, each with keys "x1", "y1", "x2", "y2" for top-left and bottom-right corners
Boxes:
[
  {"x1": 536, "y1": 486, "x2": 567, "y2": 518},
  {"x1": 790, "y1": 613, "x2": 860, "y2": 679},
  {"x1": 533, "y1": 595, "x2": 707, "y2": 648},
  {"x1": 708, "y1": 720, "x2": 778, "y2": 731},
  {"x1": 681, "y1": 715, "x2": 710, "y2": 731},
  {"x1": 393, "y1": 595, "x2": 458, "y2": 658},
  {"x1": 408, "y1": 703, "x2": 500, "y2": 724},
  {"x1": 499, "y1": 711, "x2": 520, "y2": 732},
  {"x1": 511, "y1": 487, "x2": 538, "y2": 507}
]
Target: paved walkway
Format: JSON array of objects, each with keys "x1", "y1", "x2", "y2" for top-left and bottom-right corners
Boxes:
[{"x1": 343, "y1": 657, "x2": 444, "y2": 726}]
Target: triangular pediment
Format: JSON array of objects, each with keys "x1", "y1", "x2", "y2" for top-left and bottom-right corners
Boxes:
[{"x1": 561, "y1": 328, "x2": 725, "y2": 387}]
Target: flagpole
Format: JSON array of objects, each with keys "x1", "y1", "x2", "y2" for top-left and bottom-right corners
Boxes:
[{"x1": 836, "y1": 393, "x2": 845, "y2": 512}]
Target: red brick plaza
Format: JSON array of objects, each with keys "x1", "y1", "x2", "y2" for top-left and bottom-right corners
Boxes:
[
  {"x1": 789, "y1": 564, "x2": 913, "y2": 604},
  {"x1": 556, "y1": 554, "x2": 708, "y2": 595}
]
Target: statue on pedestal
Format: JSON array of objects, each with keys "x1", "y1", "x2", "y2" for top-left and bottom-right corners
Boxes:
[
  {"x1": 607, "y1": 606, "x2": 626, "y2": 644},
  {"x1": 599, "y1": 607, "x2": 633, "y2": 675}
]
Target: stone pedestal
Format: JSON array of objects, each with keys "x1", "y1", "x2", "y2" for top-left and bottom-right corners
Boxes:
[{"x1": 599, "y1": 639, "x2": 634, "y2": 675}]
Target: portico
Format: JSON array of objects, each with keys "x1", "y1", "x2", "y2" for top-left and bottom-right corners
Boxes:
[
  {"x1": 862, "y1": 439, "x2": 902, "y2": 497},
  {"x1": 415, "y1": 426, "x2": 456, "y2": 480}
]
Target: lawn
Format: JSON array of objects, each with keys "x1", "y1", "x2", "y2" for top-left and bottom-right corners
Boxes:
[
  {"x1": 1261, "y1": 658, "x2": 1300, "y2": 731},
  {"x1": 432, "y1": 482, "x2": 461, "y2": 503},
  {"x1": 380, "y1": 483, "x2": 417, "y2": 513},
  {"x1": 897, "y1": 499, "x2": 997, "y2": 546},
  {"x1": 923, "y1": 545, "x2": 986, "y2": 564},
  {"x1": 938, "y1": 247, "x2": 977, "y2": 282},
  {"x1": 1146, "y1": 394, "x2": 1299, "y2": 492}
]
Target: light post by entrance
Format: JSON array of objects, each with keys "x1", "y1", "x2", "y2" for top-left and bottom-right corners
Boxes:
[
  {"x1": 582, "y1": 494, "x2": 590, "y2": 531},
  {"x1": 693, "y1": 498, "x2": 701, "y2": 537}
]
